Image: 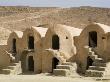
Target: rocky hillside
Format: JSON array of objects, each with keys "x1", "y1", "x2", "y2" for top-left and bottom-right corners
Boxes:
[
  {"x1": 0, "y1": 6, "x2": 110, "y2": 42},
  {"x1": 39, "y1": 6, "x2": 110, "y2": 29},
  {"x1": 0, "y1": 6, "x2": 60, "y2": 31},
  {"x1": 0, "y1": 6, "x2": 58, "y2": 16}
]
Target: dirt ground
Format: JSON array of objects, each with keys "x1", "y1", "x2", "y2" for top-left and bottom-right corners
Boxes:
[{"x1": 0, "y1": 73, "x2": 109, "y2": 82}]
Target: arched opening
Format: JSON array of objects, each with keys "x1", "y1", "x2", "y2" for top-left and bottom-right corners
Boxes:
[
  {"x1": 52, "y1": 57, "x2": 59, "y2": 72},
  {"x1": 28, "y1": 56, "x2": 34, "y2": 71},
  {"x1": 28, "y1": 36, "x2": 34, "y2": 49},
  {"x1": 86, "y1": 56, "x2": 93, "y2": 70},
  {"x1": 12, "y1": 38, "x2": 16, "y2": 53},
  {"x1": 52, "y1": 35, "x2": 59, "y2": 50},
  {"x1": 89, "y1": 31, "x2": 97, "y2": 48}
]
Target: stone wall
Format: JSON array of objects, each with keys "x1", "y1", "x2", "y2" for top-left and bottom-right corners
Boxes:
[{"x1": 0, "y1": 45, "x2": 10, "y2": 69}]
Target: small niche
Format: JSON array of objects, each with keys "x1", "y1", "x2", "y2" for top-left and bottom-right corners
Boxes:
[
  {"x1": 66, "y1": 36, "x2": 68, "y2": 39},
  {"x1": 102, "y1": 37, "x2": 106, "y2": 39}
]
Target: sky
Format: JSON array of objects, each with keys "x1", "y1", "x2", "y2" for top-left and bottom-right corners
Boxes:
[{"x1": 0, "y1": 0, "x2": 110, "y2": 8}]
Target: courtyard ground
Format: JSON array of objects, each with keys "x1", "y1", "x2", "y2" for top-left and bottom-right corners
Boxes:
[{"x1": 0, "y1": 73, "x2": 110, "y2": 82}]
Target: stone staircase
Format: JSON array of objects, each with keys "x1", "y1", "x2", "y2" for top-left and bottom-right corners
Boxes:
[
  {"x1": 6, "y1": 51, "x2": 15, "y2": 62},
  {"x1": 53, "y1": 62, "x2": 77, "y2": 76},
  {"x1": 45, "y1": 49, "x2": 77, "y2": 76},
  {"x1": 45, "y1": 49, "x2": 66, "y2": 63},
  {"x1": 0, "y1": 61, "x2": 22, "y2": 75},
  {"x1": 85, "y1": 47, "x2": 106, "y2": 77},
  {"x1": 0, "y1": 51, "x2": 22, "y2": 75}
]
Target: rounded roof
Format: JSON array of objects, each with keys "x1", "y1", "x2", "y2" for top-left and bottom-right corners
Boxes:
[
  {"x1": 32, "y1": 26, "x2": 48, "y2": 37},
  {"x1": 95, "y1": 23, "x2": 110, "y2": 33},
  {"x1": 56, "y1": 24, "x2": 82, "y2": 37},
  {"x1": 85, "y1": 23, "x2": 110, "y2": 33},
  {"x1": 13, "y1": 31, "x2": 23, "y2": 38}
]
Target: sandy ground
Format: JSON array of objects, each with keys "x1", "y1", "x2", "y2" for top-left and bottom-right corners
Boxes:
[{"x1": 0, "y1": 73, "x2": 108, "y2": 82}]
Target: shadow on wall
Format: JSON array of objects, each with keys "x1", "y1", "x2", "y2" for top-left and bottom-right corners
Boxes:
[{"x1": 52, "y1": 57, "x2": 59, "y2": 72}]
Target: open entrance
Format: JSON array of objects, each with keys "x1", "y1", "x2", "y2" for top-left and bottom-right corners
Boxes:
[
  {"x1": 89, "y1": 31, "x2": 97, "y2": 48},
  {"x1": 28, "y1": 56, "x2": 34, "y2": 71},
  {"x1": 52, "y1": 35, "x2": 59, "y2": 50},
  {"x1": 86, "y1": 56, "x2": 93, "y2": 70},
  {"x1": 12, "y1": 38, "x2": 16, "y2": 53},
  {"x1": 52, "y1": 57, "x2": 59, "y2": 72},
  {"x1": 28, "y1": 36, "x2": 34, "y2": 49}
]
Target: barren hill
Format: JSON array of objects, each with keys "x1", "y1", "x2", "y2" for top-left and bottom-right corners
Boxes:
[
  {"x1": 39, "y1": 6, "x2": 110, "y2": 29},
  {"x1": 0, "y1": 6, "x2": 110, "y2": 41}
]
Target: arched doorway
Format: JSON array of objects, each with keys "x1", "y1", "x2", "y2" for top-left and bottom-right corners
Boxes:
[
  {"x1": 28, "y1": 36, "x2": 34, "y2": 49},
  {"x1": 52, "y1": 35, "x2": 59, "y2": 50},
  {"x1": 28, "y1": 56, "x2": 34, "y2": 71},
  {"x1": 86, "y1": 56, "x2": 93, "y2": 70},
  {"x1": 12, "y1": 38, "x2": 16, "y2": 53},
  {"x1": 52, "y1": 57, "x2": 59, "y2": 72},
  {"x1": 89, "y1": 31, "x2": 97, "y2": 48}
]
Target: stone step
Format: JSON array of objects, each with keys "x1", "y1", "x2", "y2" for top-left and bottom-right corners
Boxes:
[
  {"x1": 10, "y1": 63, "x2": 18, "y2": 66},
  {"x1": 89, "y1": 66, "x2": 105, "y2": 71},
  {"x1": 92, "y1": 62, "x2": 106, "y2": 67},
  {"x1": 96, "y1": 58, "x2": 103, "y2": 60},
  {"x1": 89, "y1": 55, "x2": 98, "y2": 59},
  {"x1": 1, "y1": 69, "x2": 11, "y2": 74},
  {"x1": 7, "y1": 66, "x2": 15, "y2": 70},
  {"x1": 56, "y1": 65, "x2": 71, "y2": 70},
  {"x1": 53, "y1": 69, "x2": 70, "y2": 76},
  {"x1": 85, "y1": 70, "x2": 103, "y2": 77},
  {"x1": 62, "y1": 62, "x2": 73, "y2": 66},
  {"x1": 95, "y1": 58, "x2": 105, "y2": 63},
  {"x1": 89, "y1": 55, "x2": 96, "y2": 60},
  {"x1": 89, "y1": 51, "x2": 95, "y2": 56},
  {"x1": 54, "y1": 56, "x2": 66, "y2": 63},
  {"x1": 88, "y1": 48, "x2": 92, "y2": 52},
  {"x1": 92, "y1": 54, "x2": 98, "y2": 57},
  {"x1": 0, "y1": 62, "x2": 21, "y2": 75}
]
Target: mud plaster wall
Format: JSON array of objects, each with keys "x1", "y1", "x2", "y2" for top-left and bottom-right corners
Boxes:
[
  {"x1": 21, "y1": 28, "x2": 42, "y2": 73},
  {"x1": 75, "y1": 24, "x2": 108, "y2": 73},
  {"x1": 0, "y1": 45, "x2": 10, "y2": 69}
]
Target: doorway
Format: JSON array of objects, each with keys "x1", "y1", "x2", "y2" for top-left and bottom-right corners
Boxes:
[
  {"x1": 28, "y1": 56, "x2": 34, "y2": 71},
  {"x1": 86, "y1": 56, "x2": 93, "y2": 70},
  {"x1": 52, "y1": 57, "x2": 59, "y2": 72},
  {"x1": 28, "y1": 36, "x2": 34, "y2": 49},
  {"x1": 12, "y1": 38, "x2": 16, "y2": 53},
  {"x1": 89, "y1": 31, "x2": 97, "y2": 48},
  {"x1": 52, "y1": 35, "x2": 59, "y2": 50}
]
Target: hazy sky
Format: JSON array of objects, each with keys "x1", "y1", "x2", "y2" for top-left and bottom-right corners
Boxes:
[{"x1": 0, "y1": 0, "x2": 110, "y2": 8}]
